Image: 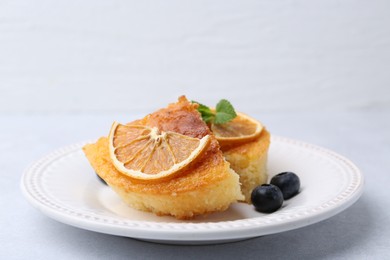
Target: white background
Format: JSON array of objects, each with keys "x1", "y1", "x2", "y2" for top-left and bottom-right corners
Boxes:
[
  {"x1": 1, "y1": 0, "x2": 389, "y2": 114},
  {"x1": 1, "y1": 1, "x2": 390, "y2": 259}
]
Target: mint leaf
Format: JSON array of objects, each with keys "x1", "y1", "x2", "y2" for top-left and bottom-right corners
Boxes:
[
  {"x1": 193, "y1": 99, "x2": 237, "y2": 124},
  {"x1": 214, "y1": 112, "x2": 235, "y2": 124},
  {"x1": 194, "y1": 101, "x2": 210, "y2": 112},
  {"x1": 202, "y1": 113, "x2": 214, "y2": 123},
  {"x1": 214, "y1": 99, "x2": 237, "y2": 124},
  {"x1": 192, "y1": 101, "x2": 215, "y2": 123},
  {"x1": 216, "y1": 99, "x2": 236, "y2": 116},
  {"x1": 197, "y1": 103, "x2": 213, "y2": 116}
]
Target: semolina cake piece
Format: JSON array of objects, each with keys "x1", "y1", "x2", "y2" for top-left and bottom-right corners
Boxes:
[
  {"x1": 83, "y1": 96, "x2": 244, "y2": 219},
  {"x1": 222, "y1": 129, "x2": 270, "y2": 203}
]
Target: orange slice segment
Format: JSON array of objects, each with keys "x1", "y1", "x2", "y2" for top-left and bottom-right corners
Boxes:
[
  {"x1": 211, "y1": 112, "x2": 263, "y2": 149},
  {"x1": 108, "y1": 122, "x2": 210, "y2": 181}
]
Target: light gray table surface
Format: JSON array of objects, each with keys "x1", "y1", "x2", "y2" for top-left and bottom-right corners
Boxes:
[{"x1": 1, "y1": 110, "x2": 389, "y2": 259}]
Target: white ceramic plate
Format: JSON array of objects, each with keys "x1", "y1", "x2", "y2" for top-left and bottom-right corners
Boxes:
[{"x1": 21, "y1": 136, "x2": 363, "y2": 245}]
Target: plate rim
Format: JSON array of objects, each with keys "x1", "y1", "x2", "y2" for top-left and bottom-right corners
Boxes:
[{"x1": 20, "y1": 136, "x2": 364, "y2": 243}]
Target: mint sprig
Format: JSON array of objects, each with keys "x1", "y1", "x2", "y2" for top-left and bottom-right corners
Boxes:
[{"x1": 193, "y1": 99, "x2": 237, "y2": 124}]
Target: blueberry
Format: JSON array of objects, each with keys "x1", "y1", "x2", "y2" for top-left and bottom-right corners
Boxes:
[
  {"x1": 270, "y1": 172, "x2": 300, "y2": 200},
  {"x1": 251, "y1": 184, "x2": 283, "y2": 213},
  {"x1": 96, "y1": 172, "x2": 107, "y2": 185}
]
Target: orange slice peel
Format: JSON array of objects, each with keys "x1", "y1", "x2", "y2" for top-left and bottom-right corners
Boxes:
[
  {"x1": 108, "y1": 121, "x2": 210, "y2": 181},
  {"x1": 211, "y1": 112, "x2": 263, "y2": 149}
]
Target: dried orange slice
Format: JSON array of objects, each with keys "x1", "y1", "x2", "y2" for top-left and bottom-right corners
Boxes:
[
  {"x1": 211, "y1": 112, "x2": 263, "y2": 149},
  {"x1": 108, "y1": 122, "x2": 210, "y2": 181}
]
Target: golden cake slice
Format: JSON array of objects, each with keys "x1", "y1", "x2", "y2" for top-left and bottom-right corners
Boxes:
[
  {"x1": 221, "y1": 129, "x2": 270, "y2": 203},
  {"x1": 210, "y1": 112, "x2": 270, "y2": 203},
  {"x1": 83, "y1": 96, "x2": 244, "y2": 219}
]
